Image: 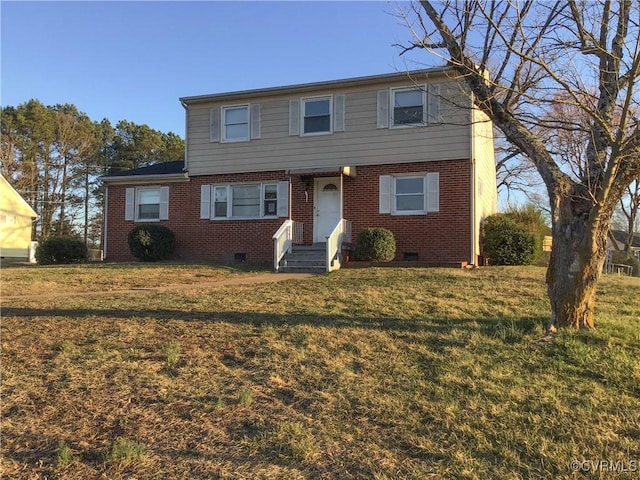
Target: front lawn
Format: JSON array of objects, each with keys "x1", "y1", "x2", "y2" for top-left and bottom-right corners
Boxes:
[{"x1": 1, "y1": 266, "x2": 638, "y2": 479}]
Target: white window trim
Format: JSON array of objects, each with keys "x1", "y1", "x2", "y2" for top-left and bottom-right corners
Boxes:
[
  {"x1": 300, "y1": 95, "x2": 333, "y2": 136},
  {"x1": 134, "y1": 186, "x2": 166, "y2": 222},
  {"x1": 392, "y1": 175, "x2": 426, "y2": 215},
  {"x1": 390, "y1": 86, "x2": 427, "y2": 128},
  {"x1": 221, "y1": 104, "x2": 250, "y2": 143},
  {"x1": 211, "y1": 182, "x2": 280, "y2": 220}
]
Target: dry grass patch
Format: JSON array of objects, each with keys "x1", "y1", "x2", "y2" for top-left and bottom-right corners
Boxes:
[
  {"x1": 0, "y1": 261, "x2": 265, "y2": 297},
  {"x1": 1, "y1": 266, "x2": 639, "y2": 479}
]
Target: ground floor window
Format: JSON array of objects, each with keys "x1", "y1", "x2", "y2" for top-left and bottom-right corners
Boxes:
[
  {"x1": 208, "y1": 182, "x2": 282, "y2": 219},
  {"x1": 125, "y1": 186, "x2": 169, "y2": 222}
]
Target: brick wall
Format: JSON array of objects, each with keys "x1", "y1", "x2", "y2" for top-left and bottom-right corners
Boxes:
[
  {"x1": 343, "y1": 160, "x2": 471, "y2": 263},
  {"x1": 105, "y1": 159, "x2": 472, "y2": 265},
  {"x1": 105, "y1": 171, "x2": 289, "y2": 265}
]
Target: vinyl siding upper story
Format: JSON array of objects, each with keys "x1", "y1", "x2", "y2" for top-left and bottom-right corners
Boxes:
[{"x1": 181, "y1": 69, "x2": 475, "y2": 176}]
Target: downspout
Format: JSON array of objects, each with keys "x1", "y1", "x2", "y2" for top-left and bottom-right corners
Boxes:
[
  {"x1": 470, "y1": 159, "x2": 476, "y2": 266},
  {"x1": 180, "y1": 100, "x2": 189, "y2": 173},
  {"x1": 103, "y1": 186, "x2": 109, "y2": 260},
  {"x1": 470, "y1": 94, "x2": 477, "y2": 266}
]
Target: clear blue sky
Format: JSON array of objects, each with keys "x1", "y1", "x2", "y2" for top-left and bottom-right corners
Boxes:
[{"x1": 1, "y1": 1, "x2": 431, "y2": 138}]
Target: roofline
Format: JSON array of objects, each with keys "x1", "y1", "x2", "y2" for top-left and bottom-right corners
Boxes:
[
  {"x1": 179, "y1": 67, "x2": 453, "y2": 105},
  {"x1": 101, "y1": 172, "x2": 189, "y2": 185}
]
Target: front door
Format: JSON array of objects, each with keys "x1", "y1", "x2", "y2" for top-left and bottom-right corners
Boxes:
[{"x1": 314, "y1": 177, "x2": 341, "y2": 243}]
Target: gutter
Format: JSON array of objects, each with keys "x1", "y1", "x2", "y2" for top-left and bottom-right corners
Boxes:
[
  {"x1": 100, "y1": 172, "x2": 189, "y2": 185},
  {"x1": 180, "y1": 99, "x2": 189, "y2": 172},
  {"x1": 180, "y1": 67, "x2": 454, "y2": 105}
]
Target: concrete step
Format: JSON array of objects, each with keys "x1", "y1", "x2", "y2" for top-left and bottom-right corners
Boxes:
[
  {"x1": 278, "y1": 265, "x2": 327, "y2": 274},
  {"x1": 282, "y1": 258, "x2": 326, "y2": 268},
  {"x1": 291, "y1": 243, "x2": 326, "y2": 252},
  {"x1": 277, "y1": 243, "x2": 330, "y2": 273}
]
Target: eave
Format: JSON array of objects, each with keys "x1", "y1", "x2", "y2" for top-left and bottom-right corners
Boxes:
[{"x1": 180, "y1": 67, "x2": 453, "y2": 105}]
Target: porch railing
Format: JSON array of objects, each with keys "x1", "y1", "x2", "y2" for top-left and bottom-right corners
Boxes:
[
  {"x1": 325, "y1": 219, "x2": 352, "y2": 272},
  {"x1": 273, "y1": 220, "x2": 304, "y2": 271},
  {"x1": 273, "y1": 219, "x2": 294, "y2": 272}
]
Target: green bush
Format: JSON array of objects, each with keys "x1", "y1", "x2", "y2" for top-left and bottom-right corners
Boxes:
[
  {"x1": 355, "y1": 227, "x2": 396, "y2": 262},
  {"x1": 482, "y1": 215, "x2": 536, "y2": 265},
  {"x1": 36, "y1": 236, "x2": 88, "y2": 265},
  {"x1": 128, "y1": 225, "x2": 176, "y2": 262},
  {"x1": 504, "y1": 204, "x2": 550, "y2": 264}
]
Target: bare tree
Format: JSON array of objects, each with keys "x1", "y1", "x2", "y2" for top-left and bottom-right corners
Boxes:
[
  {"x1": 616, "y1": 178, "x2": 640, "y2": 252},
  {"x1": 399, "y1": 0, "x2": 640, "y2": 330}
]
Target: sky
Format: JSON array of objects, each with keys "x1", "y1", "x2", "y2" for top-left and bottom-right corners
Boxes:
[{"x1": 1, "y1": 1, "x2": 431, "y2": 138}]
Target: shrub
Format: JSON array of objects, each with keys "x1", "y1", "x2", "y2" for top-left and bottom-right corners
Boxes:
[
  {"x1": 128, "y1": 224, "x2": 176, "y2": 262},
  {"x1": 482, "y1": 215, "x2": 536, "y2": 265},
  {"x1": 355, "y1": 227, "x2": 396, "y2": 262},
  {"x1": 503, "y1": 204, "x2": 550, "y2": 264},
  {"x1": 36, "y1": 236, "x2": 88, "y2": 265}
]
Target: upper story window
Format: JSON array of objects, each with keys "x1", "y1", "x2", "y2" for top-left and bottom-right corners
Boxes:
[
  {"x1": 392, "y1": 88, "x2": 425, "y2": 126},
  {"x1": 222, "y1": 105, "x2": 249, "y2": 142},
  {"x1": 377, "y1": 85, "x2": 440, "y2": 129},
  {"x1": 0, "y1": 214, "x2": 16, "y2": 225},
  {"x1": 302, "y1": 97, "x2": 332, "y2": 135},
  {"x1": 210, "y1": 104, "x2": 260, "y2": 142}
]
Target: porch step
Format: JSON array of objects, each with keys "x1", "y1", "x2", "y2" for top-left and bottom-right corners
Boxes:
[{"x1": 278, "y1": 243, "x2": 327, "y2": 273}]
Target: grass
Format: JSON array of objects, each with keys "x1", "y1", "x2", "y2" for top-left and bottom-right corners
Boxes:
[
  {"x1": 105, "y1": 438, "x2": 146, "y2": 466},
  {"x1": 1, "y1": 264, "x2": 639, "y2": 479},
  {"x1": 56, "y1": 442, "x2": 74, "y2": 466},
  {"x1": 0, "y1": 261, "x2": 266, "y2": 297}
]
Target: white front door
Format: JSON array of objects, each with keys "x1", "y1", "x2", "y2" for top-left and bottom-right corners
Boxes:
[{"x1": 314, "y1": 177, "x2": 341, "y2": 243}]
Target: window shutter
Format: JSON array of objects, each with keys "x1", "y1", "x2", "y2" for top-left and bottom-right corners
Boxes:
[
  {"x1": 379, "y1": 175, "x2": 391, "y2": 213},
  {"x1": 250, "y1": 103, "x2": 261, "y2": 139},
  {"x1": 289, "y1": 99, "x2": 300, "y2": 136},
  {"x1": 159, "y1": 186, "x2": 169, "y2": 220},
  {"x1": 210, "y1": 107, "x2": 220, "y2": 142},
  {"x1": 125, "y1": 188, "x2": 135, "y2": 221},
  {"x1": 277, "y1": 181, "x2": 289, "y2": 217},
  {"x1": 200, "y1": 184, "x2": 211, "y2": 219},
  {"x1": 334, "y1": 94, "x2": 345, "y2": 132},
  {"x1": 377, "y1": 90, "x2": 389, "y2": 128},
  {"x1": 426, "y1": 172, "x2": 440, "y2": 212},
  {"x1": 428, "y1": 84, "x2": 441, "y2": 124}
]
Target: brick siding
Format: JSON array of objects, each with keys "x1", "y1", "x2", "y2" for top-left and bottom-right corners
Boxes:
[{"x1": 104, "y1": 159, "x2": 472, "y2": 265}]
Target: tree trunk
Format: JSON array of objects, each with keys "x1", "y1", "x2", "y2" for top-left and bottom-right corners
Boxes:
[{"x1": 546, "y1": 193, "x2": 610, "y2": 331}]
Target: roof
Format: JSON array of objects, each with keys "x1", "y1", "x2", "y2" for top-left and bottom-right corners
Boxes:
[
  {"x1": 180, "y1": 67, "x2": 452, "y2": 105},
  {"x1": 610, "y1": 229, "x2": 640, "y2": 248},
  {"x1": 101, "y1": 160, "x2": 188, "y2": 184},
  {"x1": 104, "y1": 160, "x2": 185, "y2": 177}
]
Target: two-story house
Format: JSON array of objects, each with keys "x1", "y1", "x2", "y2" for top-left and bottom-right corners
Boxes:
[{"x1": 102, "y1": 68, "x2": 498, "y2": 271}]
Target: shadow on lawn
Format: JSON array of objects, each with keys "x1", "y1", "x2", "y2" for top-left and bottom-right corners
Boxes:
[{"x1": 2, "y1": 305, "x2": 545, "y2": 341}]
